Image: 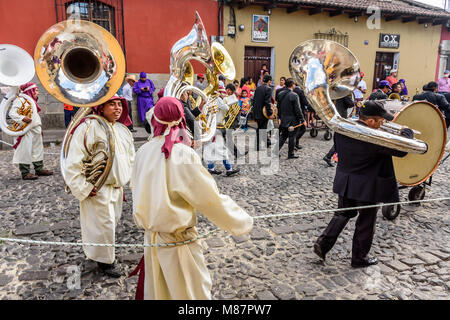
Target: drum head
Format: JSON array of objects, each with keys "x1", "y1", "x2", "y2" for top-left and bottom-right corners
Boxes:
[{"x1": 392, "y1": 101, "x2": 447, "y2": 186}]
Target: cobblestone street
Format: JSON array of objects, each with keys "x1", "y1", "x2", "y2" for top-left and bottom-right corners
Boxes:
[{"x1": 0, "y1": 128, "x2": 449, "y2": 300}]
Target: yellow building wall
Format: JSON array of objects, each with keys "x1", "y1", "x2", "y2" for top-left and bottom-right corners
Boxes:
[{"x1": 223, "y1": 6, "x2": 441, "y2": 97}]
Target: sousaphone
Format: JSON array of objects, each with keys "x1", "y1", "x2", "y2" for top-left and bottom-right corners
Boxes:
[
  {"x1": 34, "y1": 19, "x2": 126, "y2": 191},
  {"x1": 164, "y1": 12, "x2": 236, "y2": 142},
  {"x1": 0, "y1": 44, "x2": 39, "y2": 137},
  {"x1": 289, "y1": 39, "x2": 446, "y2": 187}
]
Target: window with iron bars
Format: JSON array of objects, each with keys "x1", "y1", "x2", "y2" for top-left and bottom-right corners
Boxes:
[
  {"x1": 55, "y1": 0, "x2": 125, "y2": 52},
  {"x1": 314, "y1": 28, "x2": 349, "y2": 47}
]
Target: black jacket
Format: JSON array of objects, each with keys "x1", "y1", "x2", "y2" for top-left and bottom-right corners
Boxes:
[
  {"x1": 293, "y1": 86, "x2": 311, "y2": 115},
  {"x1": 333, "y1": 121, "x2": 408, "y2": 203},
  {"x1": 368, "y1": 89, "x2": 388, "y2": 100},
  {"x1": 277, "y1": 89, "x2": 304, "y2": 128},
  {"x1": 253, "y1": 84, "x2": 273, "y2": 120},
  {"x1": 179, "y1": 99, "x2": 201, "y2": 140},
  {"x1": 334, "y1": 95, "x2": 354, "y2": 118},
  {"x1": 413, "y1": 91, "x2": 450, "y2": 117}
]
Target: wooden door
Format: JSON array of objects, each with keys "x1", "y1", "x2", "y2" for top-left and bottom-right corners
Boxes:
[
  {"x1": 244, "y1": 46, "x2": 271, "y2": 84},
  {"x1": 373, "y1": 52, "x2": 394, "y2": 89}
]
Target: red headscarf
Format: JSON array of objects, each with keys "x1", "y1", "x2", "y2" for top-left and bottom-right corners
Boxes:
[
  {"x1": 20, "y1": 82, "x2": 41, "y2": 113},
  {"x1": 93, "y1": 95, "x2": 132, "y2": 127},
  {"x1": 150, "y1": 97, "x2": 190, "y2": 159},
  {"x1": 157, "y1": 87, "x2": 165, "y2": 100}
]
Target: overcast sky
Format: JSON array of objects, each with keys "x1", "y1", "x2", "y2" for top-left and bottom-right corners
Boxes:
[{"x1": 414, "y1": 0, "x2": 446, "y2": 8}]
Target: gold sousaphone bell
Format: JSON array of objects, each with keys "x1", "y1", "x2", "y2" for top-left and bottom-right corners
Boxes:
[{"x1": 34, "y1": 19, "x2": 126, "y2": 191}]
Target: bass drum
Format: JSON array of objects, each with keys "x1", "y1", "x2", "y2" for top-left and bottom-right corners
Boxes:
[{"x1": 391, "y1": 101, "x2": 447, "y2": 186}]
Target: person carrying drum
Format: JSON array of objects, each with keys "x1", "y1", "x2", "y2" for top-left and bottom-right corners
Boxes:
[{"x1": 314, "y1": 100, "x2": 414, "y2": 268}]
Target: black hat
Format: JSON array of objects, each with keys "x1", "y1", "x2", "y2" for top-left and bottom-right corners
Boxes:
[{"x1": 360, "y1": 100, "x2": 394, "y2": 121}]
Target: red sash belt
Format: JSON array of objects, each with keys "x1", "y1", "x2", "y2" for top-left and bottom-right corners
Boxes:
[{"x1": 128, "y1": 255, "x2": 145, "y2": 300}]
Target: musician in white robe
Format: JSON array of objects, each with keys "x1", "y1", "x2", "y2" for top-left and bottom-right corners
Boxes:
[
  {"x1": 64, "y1": 95, "x2": 135, "y2": 277},
  {"x1": 130, "y1": 97, "x2": 253, "y2": 300},
  {"x1": 9, "y1": 83, "x2": 53, "y2": 180},
  {"x1": 203, "y1": 87, "x2": 240, "y2": 176}
]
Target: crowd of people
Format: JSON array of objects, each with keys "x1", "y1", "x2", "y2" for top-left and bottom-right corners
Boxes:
[{"x1": 7, "y1": 66, "x2": 448, "y2": 300}]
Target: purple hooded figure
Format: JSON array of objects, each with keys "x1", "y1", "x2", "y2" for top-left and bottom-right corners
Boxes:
[
  {"x1": 399, "y1": 79, "x2": 408, "y2": 96},
  {"x1": 133, "y1": 71, "x2": 156, "y2": 123}
]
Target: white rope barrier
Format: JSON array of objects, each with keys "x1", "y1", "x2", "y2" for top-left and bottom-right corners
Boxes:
[
  {"x1": 0, "y1": 139, "x2": 14, "y2": 147},
  {"x1": 0, "y1": 196, "x2": 449, "y2": 248}
]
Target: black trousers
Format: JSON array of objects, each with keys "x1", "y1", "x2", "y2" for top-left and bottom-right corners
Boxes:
[
  {"x1": 316, "y1": 196, "x2": 378, "y2": 263},
  {"x1": 278, "y1": 127, "x2": 298, "y2": 156},
  {"x1": 256, "y1": 118, "x2": 270, "y2": 151},
  {"x1": 64, "y1": 107, "x2": 79, "y2": 128},
  {"x1": 295, "y1": 124, "x2": 306, "y2": 146},
  {"x1": 325, "y1": 145, "x2": 335, "y2": 160}
]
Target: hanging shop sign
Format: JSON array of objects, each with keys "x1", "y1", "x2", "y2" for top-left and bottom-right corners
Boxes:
[
  {"x1": 252, "y1": 14, "x2": 269, "y2": 42},
  {"x1": 379, "y1": 33, "x2": 400, "y2": 49}
]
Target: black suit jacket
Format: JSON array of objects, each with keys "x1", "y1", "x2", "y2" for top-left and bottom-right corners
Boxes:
[
  {"x1": 179, "y1": 99, "x2": 201, "y2": 139},
  {"x1": 413, "y1": 91, "x2": 450, "y2": 116},
  {"x1": 334, "y1": 95, "x2": 354, "y2": 118},
  {"x1": 368, "y1": 89, "x2": 388, "y2": 100},
  {"x1": 293, "y1": 86, "x2": 311, "y2": 115},
  {"x1": 333, "y1": 122, "x2": 407, "y2": 203},
  {"x1": 253, "y1": 84, "x2": 273, "y2": 120},
  {"x1": 277, "y1": 89, "x2": 304, "y2": 127}
]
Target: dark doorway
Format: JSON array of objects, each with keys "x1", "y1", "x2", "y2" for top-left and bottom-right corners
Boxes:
[
  {"x1": 373, "y1": 52, "x2": 395, "y2": 89},
  {"x1": 244, "y1": 46, "x2": 271, "y2": 84}
]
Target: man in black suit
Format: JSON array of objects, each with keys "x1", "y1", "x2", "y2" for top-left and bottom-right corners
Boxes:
[
  {"x1": 276, "y1": 78, "x2": 305, "y2": 159},
  {"x1": 314, "y1": 100, "x2": 413, "y2": 268},
  {"x1": 293, "y1": 84, "x2": 310, "y2": 150},
  {"x1": 415, "y1": 81, "x2": 450, "y2": 129},
  {"x1": 368, "y1": 80, "x2": 390, "y2": 100},
  {"x1": 253, "y1": 75, "x2": 274, "y2": 151}
]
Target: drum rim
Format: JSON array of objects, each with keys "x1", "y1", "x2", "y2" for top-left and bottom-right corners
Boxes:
[{"x1": 393, "y1": 100, "x2": 447, "y2": 186}]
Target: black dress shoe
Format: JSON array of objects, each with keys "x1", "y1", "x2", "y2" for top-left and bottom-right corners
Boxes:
[
  {"x1": 295, "y1": 144, "x2": 303, "y2": 150},
  {"x1": 322, "y1": 156, "x2": 335, "y2": 167},
  {"x1": 351, "y1": 257, "x2": 378, "y2": 268},
  {"x1": 208, "y1": 169, "x2": 222, "y2": 175},
  {"x1": 313, "y1": 243, "x2": 326, "y2": 261},
  {"x1": 225, "y1": 168, "x2": 240, "y2": 176},
  {"x1": 97, "y1": 262, "x2": 122, "y2": 278},
  {"x1": 287, "y1": 155, "x2": 299, "y2": 159}
]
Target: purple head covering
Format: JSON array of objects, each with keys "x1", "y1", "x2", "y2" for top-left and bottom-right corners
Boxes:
[
  {"x1": 399, "y1": 79, "x2": 408, "y2": 96},
  {"x1": 140, "y1": 72, "x2": 146, "y2": 79}
]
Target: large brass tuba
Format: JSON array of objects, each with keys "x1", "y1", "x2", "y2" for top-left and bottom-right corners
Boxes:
[
  {"x1": 0, "y1": 44, "x2": 39, "y2": 137},
  {"x1": 164, "y1": 12, "x2": 236, "y2": 142},
  {"x1": 289, "y1": 40, "x2": 446, "y2": 186},
  {"x1": 34, "y1": 19, "x2": 125, "y2": 191},
  {"x1": 289, "y1": 40, "x2": 427, "y2": 154}
]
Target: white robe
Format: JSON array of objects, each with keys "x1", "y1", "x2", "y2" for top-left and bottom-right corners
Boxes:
[
  {"x1": 131, "y1": 136, "x2": 253, "y2": 300},
  {"x1": 203, "y1": 97, "x2": 230, "y2": 163},
  {"x1": 64, "y1": 119, "x2": 135, "y2": 264},
  {"x1": 9, "y1": 97, "x2": 44, "y2": 165}
]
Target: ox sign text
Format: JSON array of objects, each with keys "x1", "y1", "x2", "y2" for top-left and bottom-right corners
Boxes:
[{"x1": 379, "y1": 33, "x2": 400, "y2": 49}]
